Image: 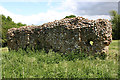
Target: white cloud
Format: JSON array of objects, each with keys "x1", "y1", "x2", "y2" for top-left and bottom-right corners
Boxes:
[
  {"x1": 47, "y1": 0, "x2": 52, "y2": 6},
  {"x1": 0, "y1": 6, "x2": 73, "y2": 25},
  {"x1": 0, "y1": 1, "x2": 111, "y2": 25},
  {"x1": 80, "y1": 15, "x2": 111, "y2": 20},
  {"x1": 59, "y1": 0, "x2": 111, "y2": 20},
  {"x1": 60, "y1": 0, "x2": 78, "y2": 12}
]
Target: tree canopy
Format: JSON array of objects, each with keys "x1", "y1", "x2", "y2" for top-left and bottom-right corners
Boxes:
[
  {"x1": 65, "y1": 15, "x2": 76, "y2": 18},
  {"x1": 1, "y1": 15, "x2": 26, "y2": 47},
  {"x1": 109, "y1": 10, "x2": 120, "y2": 40}
]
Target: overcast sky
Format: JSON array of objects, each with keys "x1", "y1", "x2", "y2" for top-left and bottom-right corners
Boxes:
[{"x1": 0, "y1": 0, "x2": 119, "y2": 25}]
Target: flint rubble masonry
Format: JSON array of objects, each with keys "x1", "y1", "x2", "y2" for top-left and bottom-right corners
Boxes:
[{"x1": 7, "y1": 17, "x2": 112, "y2": 54}]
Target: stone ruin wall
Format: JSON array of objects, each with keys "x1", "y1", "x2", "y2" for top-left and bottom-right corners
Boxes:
[{"x1": 7, "y1": 17, "x2": 112, "y2": 54}]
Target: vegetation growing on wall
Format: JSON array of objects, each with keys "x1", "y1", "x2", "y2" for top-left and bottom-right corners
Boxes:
[{"x1": 64, "y1": 15, "x2": 76, "y2": 18}]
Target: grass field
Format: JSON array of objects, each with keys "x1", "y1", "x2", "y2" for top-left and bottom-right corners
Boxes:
[{"x1": 1, "y1": 40, "x2": 119, "y2": 78}]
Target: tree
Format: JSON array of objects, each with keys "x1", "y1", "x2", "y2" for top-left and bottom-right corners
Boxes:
[
  {"x1": 7, "y1": 16, "x2": 12, "y2": 21},
  {"x1": 17, "y1": 22, "x2": 26, "y2": 26},
  {"x1": 109, "y1": 10, "x2": 120, "y2": 40},
  {"x1": 65, "y1": 15, "x2": 76, "y2": 18},
  {"x1": 1, "y1": 14, "x2": 27, "y2": 47},
  {"x1": 2, "y1": 15, "x2": 6, "y2": 20}
]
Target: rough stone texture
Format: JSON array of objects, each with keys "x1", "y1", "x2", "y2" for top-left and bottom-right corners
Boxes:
[{"x1": 7, "y1": 17, "x2": 112, "y2": 54}]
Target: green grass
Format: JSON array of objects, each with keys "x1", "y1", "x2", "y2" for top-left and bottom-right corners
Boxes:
[{"x1": 1, "y1": 40, "x2": 119, "y2": 78}]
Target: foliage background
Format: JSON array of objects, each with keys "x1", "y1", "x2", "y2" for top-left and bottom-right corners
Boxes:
[
  {"x1": 0, "y1": 15, "x2": 26, "y2": 47},
  {"x1": 109, "y1": 10, "x2": 120, "y2": 40}
]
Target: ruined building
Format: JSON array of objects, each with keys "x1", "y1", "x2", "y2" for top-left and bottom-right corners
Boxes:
[{"x1": 7, "y1": 17, "x2": 112, "y2": 54}]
